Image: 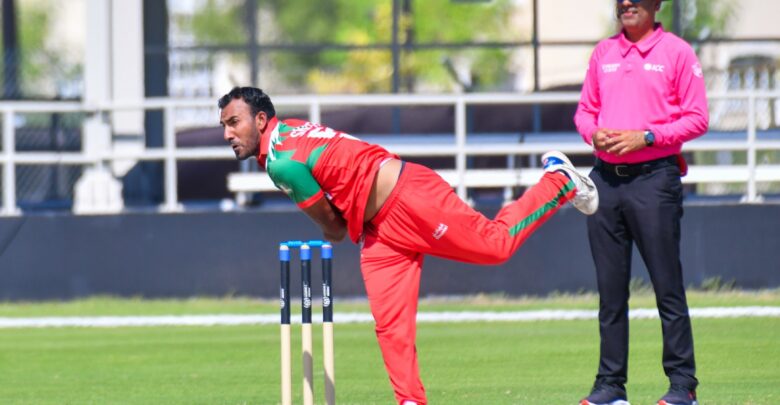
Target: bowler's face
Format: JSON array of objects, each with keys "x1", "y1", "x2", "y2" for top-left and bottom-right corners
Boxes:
[
  {"x1": 617, "y1": 0, "x2": 658, "y2": 30},
  {"x1": 220, "y1": 99, "x2": 261, "y2": 161}
]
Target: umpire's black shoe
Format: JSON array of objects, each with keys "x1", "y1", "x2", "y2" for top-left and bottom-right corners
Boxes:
[
  {"x1": 657, "y1": 384, "x2": 698, "y2": 405},
  {"x1": 579, "y1": 381, "x2": 630, "y2": 405}
]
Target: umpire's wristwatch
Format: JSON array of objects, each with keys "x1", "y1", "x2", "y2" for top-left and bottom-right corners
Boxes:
[{"x1": 644, "y1": 130, "x2": 655, "y2": 147}]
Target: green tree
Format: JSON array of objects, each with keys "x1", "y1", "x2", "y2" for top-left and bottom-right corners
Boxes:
[
  {"x1": 187, "y1": 0, "x2": 246, "y2": 44},
  {"x1": 190, "y1": 0, "x2": 520, "y2": 93},
  {"x1": 1, "y1": 2, "x2": 49, "y2": 97},
  {"x1": 656, "y1": 0, "x2": 737, "y2": 41}
]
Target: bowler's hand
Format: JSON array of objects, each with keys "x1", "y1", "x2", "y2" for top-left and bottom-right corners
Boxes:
[
  {"x1": 605, "y1": 130, "x2": 646, "y2": 156},
  {"x1": 302, "y1": 197, "x2": 347, "y2": 244},
  {"x1": 591, "y1": 128, "x2": 612, "y2": 151},
  {"x1": 323, "y1": 228, "x2": 346, "y2": 243}
]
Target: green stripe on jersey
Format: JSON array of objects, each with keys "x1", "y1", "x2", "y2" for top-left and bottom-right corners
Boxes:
[
  {"x1": 271, "y1": 149, "x2": 295, "y2": 162},
  {"x1": 306, "y1": 144, "x2": 327, "y2": 168},
  {"x1": 266, "y1": 158, "x2": 322, "y2": 204},
  {"x1": 278, "y1": 122, "x2": 293, "y2": 133},
  {"x1": 508, "y1": 181, "x2": 574, "y2": 237}
]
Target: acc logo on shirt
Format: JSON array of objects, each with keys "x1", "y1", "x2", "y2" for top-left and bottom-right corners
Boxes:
[{"x1": 644, "y1": 63, "x2": 665, "y2": 72}]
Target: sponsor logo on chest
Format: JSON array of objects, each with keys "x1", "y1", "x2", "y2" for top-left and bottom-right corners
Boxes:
[
  {"x1": 601, "y1": 63, "x2": 620, "y2": 73},
  {"x1": 601, "y1": 62, "x2": 666, "y2": 74}
]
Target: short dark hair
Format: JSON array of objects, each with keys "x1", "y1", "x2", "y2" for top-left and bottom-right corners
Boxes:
[{"x1": 217, "y1": 87, "x2": 276, "y2": 119}]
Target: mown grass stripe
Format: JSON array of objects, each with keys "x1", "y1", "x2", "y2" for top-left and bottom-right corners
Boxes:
[{"x1": 1, "y1": 306, "x2": 778, "y2": 328}]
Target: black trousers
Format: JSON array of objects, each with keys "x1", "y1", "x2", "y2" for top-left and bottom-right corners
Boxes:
[{"x1": 587, "y1": 159, "x2": 698, "y2": 389}]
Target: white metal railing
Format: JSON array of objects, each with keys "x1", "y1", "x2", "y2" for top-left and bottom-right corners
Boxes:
[{"x1": 1, "y1": 90, "x2": 779, "y2": 216}]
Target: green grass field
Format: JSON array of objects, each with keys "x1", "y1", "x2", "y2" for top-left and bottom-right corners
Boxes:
[{"x1": 0, "y1": 291, "x2": 778, "y2": 404}]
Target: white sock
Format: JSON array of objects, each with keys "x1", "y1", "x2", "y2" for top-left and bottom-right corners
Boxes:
[{"x1": 401, "y1": 402, "x2": 418, "y2": 405}]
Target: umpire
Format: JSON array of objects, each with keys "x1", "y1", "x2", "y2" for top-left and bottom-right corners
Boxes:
[{"x1": 573, "y1": 1, "x2": 708, "y2": 405}]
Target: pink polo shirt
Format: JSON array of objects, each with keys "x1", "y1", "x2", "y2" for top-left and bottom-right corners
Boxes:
[{"x1": 574, "y1": 24, "x2": 708, "y2": 164}]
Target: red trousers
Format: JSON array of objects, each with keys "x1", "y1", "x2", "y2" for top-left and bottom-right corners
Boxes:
[{"x1": 360, "y1": 162, "x2": 575, "y2": 404}]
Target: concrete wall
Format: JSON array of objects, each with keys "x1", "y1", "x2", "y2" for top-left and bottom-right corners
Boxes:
[{"x1": 1, "y1": 204, "x2": 778, "y2": 300}]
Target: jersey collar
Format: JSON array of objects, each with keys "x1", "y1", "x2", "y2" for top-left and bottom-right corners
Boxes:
[
  {"x1": 256, "y1": 116, "x2": 279, "y2": 169},
  {"x1": 618, "y1": 23, "x2": 665, "y2": 57}
]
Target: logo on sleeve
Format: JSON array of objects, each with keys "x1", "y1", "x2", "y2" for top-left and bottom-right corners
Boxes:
[
  {"x1": 432, "y1": 223, "x2": 449, "y2": 240},
  {"x1": 278, "y1": 183, "x2": 293, "y2": 195},
  {"x1": 601, "y1": 63, "x2": 620, "y2": 73},
  {"x1": 692, "y1": 62, "x2": 703, "y2": 78}
]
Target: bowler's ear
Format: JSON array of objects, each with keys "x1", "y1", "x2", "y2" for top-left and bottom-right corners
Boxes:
[{"x1": 255, "y1": 111, "x2": 268, "y2": 132}]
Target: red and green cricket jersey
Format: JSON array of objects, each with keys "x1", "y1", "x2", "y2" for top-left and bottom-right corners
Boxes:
[{"x1": 256, "y1": 117, "x2": 398, "y2": 243}]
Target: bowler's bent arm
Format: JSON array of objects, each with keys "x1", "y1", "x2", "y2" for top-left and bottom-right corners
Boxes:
[{"x1": 302, "y1": 197, "x2": 347, "y2": 243}]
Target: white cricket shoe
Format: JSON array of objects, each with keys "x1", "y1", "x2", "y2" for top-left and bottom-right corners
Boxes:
[{"x1": 541, "y1": 151, "x2": 599, "y2": 215}]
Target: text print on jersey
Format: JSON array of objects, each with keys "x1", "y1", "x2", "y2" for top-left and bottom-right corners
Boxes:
[{"x1": 289, "y1": 122, "x2": 361, "y2": 141}]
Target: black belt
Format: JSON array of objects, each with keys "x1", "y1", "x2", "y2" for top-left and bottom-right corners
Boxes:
[{"x1": 595, "y1": 155, "x2": 677, "y2": 177}]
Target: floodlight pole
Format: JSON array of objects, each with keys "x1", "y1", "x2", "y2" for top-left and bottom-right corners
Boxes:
[
  {"x1": 532, "y1": 0, "x2": 541, "y2": 133},
  {"x1": 242, "y1": 0, "x2": 260, "y2": 186},
  {"x1": 391, "y1": 0, "x2": 401, "y2": 134},
  {"x1": 672, "y1": 0, "x2": 682, "y2": 36},
  {"x1": 246, "y1": 0, "x2": 259, "y2": 86},
  {"x1": 392, "y1": 0, "x2": 401, "y2": 94},
  {"x1": 532, "y1": 0, "x2": 540, "y2": 93},
  {"x1": 2, "y1": 0, "x2": 19, "y2": 99}
]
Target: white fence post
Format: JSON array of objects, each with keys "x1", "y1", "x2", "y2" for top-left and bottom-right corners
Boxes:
[
  {"x1": 309, "y1": 99, "x2": 321, "y2": 124},
  {"x1": 2, "y1": 110, "x2": 20, "y2": 216},
  {"x1": 163, "y1": 105, "x2": 181, "y2": 212},
  {"x1": 3, "y1": 92, "x2": 780, "y2": 214},
  {"x1": 73, "y1": 114, "x2": 124, "y2": 215},
  {"x1": 455, "y1": 97, "x2": 467, "y2": 201},
  {"x1": 745, "y1": 92, "x2": 759, "y2": 203}
]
